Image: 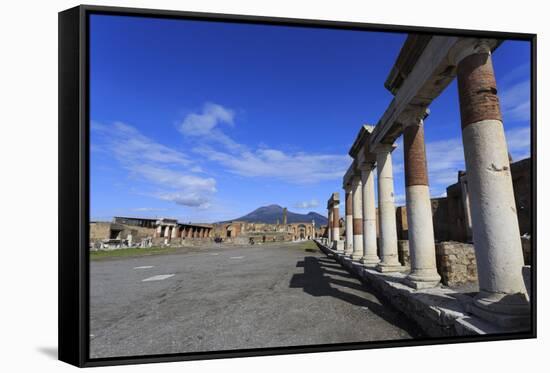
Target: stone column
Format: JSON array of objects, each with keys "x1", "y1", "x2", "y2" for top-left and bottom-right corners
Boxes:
[
  {"x1": 332, "y1": 199, "x2": 340, "y2": 244},
  {"x1": 360, "y1": 164, "x2": 380, "y2": 266},
  {"x1": 459, "y1": 173, "x2": 473, "y2": 242},
  {"x1": 344, "y1": 188, "x2": 353, "y2": 255},
  {"x1": 155, "y1": 225, "x2": 162, "y2": 238},
  {"x1": 455, "y1": 42, "x2": 529, "y2": 323},
  {"x1": 402, "y1": 113, "x2": 441, "y2": 289},
  {"x1": 375, "y1": 145, "x2": 402, "y2": 272},
  {"x1": 171, "y1": 226, "x2": 178, "y2": 239},
  {"x1": 351, "y1": 176, "x2": 364, "y2": 260},
  {"x1": 164, "y1": 226, "x2": 171, "y2": 240},
  {"x1": 327, "y1": 208, "x2": 333, "y2": 243}
]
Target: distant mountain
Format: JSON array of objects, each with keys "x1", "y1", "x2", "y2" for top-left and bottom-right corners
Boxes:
[{"x1": 223, "y1": 204, "x2": 328, "y2": 226}]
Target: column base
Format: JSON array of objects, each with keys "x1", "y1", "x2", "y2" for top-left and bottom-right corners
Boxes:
[
  {"x1": 376, "y1": 261, "x2": 406, "y2": 273},
  {"x1": 469, "y1": 291, "x2": 531, "y2": 329},
  {"x1": 344, "y1": 243, "x2": 353, "y2": 256},
  {"x1": 404, "y1": 269, "x2": 441, "y2": 289},
  {"x1": 332, "y1": 240, "x2": 344, "y2": 252},
  {"x1": 351, "y1": 252, "x2": 363, "y2": 261},
  {"x1": 360, "y1": 256, "x2": 380, "y2": 267}
]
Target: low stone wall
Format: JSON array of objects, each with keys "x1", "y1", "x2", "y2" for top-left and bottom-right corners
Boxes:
[
  {"x1": 435, "y1": 241, "x2": 477, "y2": 287},
  {"x1": 314, "y1": 240, "x2": 527, "y2": 337},
  {"x1": 398, "y1": 240, "x2": 410, "y2": 267}
]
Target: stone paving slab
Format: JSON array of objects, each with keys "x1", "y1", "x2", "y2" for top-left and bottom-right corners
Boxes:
[{"x1": 315, "y1": 240, "x2": 529, "y2": 337}]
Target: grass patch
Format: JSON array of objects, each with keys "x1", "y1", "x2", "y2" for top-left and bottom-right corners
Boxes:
[
  {"x1": 90, "y1": 246, "x2": 179, "y2": 260},
  {"x1": 294, "y1": 240, "x2": 319, "y2": 252}
]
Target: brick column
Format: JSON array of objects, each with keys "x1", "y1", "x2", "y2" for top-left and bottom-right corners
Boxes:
[
  {"x1": 375, "y1": 144, "x2": 402, "y2": 272},
  {"x1": 327, "y1": 207, "x2": 333, "y2": 243},
  {"x1": 360, "y1": 164, "x2": 380, "y2": 266},
  {"x1": 344, "y1": 187, "x2": 353, "y2": 255},
  {"x1": 402, "y1": 112, "x2": 441, "y2": 289},
  {"x1": 455, "y1": 41, "x2": 529, "y2": 325},
  {"x1": 351, "y1": 175, "x2": 364, "y2": 260}
]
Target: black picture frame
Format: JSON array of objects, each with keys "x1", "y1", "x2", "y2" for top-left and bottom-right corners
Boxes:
[{"x1": 58, "y1": 4, "x2": 537, "y2": 368}]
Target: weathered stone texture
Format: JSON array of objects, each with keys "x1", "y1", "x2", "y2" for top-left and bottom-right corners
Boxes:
[
  {"x1": 396, "y1": 206, "x2": 408, "y2": 240},
  {"x1": 403, "y1": 124, "x2": 429, "y2": 186},
  {"x1": 353, "y1": 218, "x2": 363, "y2": 234},
  {"x1": 345, "y1": 191, "x2": 352, "y2": 214},
  {"x1": 435, "y1": 241, "x2": 478, "y2": 287},
  {"x1": 457, "y1": 53, "x2": 502, "y2": 127},
  {"x1": 398, "y1": 240, "x2": 410, "y2": 267}
]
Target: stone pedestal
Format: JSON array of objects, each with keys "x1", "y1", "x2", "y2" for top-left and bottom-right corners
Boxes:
[{"x1": 455, "y1": 42, "x2": 530, "y2": 324}]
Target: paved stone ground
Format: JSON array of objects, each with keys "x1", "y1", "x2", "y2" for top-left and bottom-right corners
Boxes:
[{"x1": 90, "y1": 241, "x2": 422, "y2": 358}]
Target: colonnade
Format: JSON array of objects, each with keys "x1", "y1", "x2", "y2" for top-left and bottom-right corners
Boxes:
[
  {"x1": 324, "y1": 36, "x2": 530, "y2": 326},
  {"x1": 154, "y1": 224, "x2": 213, "y2": 240}
]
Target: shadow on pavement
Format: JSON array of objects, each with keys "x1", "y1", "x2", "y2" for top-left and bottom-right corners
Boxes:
[{"x1": 290, "y1": 256, "x2": 423, "y2": 337}]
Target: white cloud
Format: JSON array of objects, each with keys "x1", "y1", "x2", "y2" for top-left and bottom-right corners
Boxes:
[
  {"x1": 195, "y1": 145, "x2": 350, "y2": 184},
  {"x1": 156, "y1": 192, "x2": 211, "y2": 209},
  {"x1": 92, "y1": 121, "x2": 216, "y2": 209},
  {"x1": 505, "y1": 125, "x2": 531, "y2": 161},
  {"x1": 132, "y1": 207, "x2": 167, "y2": 212},
  {"x1": 178, "y1": 102, "x2": 243, "y2": 151},
  {"x1": 179, "y1": 102, "x2": 351, "y2": 184},
  {"x1": 179, "y1": 102, "x2": 234, "y2": 135},
  {"x1": 500, "y1": 79, "x2": 530, "y2": 122},
  {"x1": 94, "y1": 121, "x2": 193, "y2": 166},
  {"x1": 294, "y1": 199, "x2": 319, "y2": 209}
]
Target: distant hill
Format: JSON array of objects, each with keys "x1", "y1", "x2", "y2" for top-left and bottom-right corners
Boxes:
[{"x1": 223, "y1": 204, "x2": 328, "y2": 226}]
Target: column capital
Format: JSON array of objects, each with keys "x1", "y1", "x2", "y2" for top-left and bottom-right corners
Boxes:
[
  {"x1": 358, "y1": 160, "x2": 376, "y2": 172},
  {"x1": 372, "y1": 143, "x2": 397, "y2": 154},
  {"x1": 400, "y1": 107, "x2": 430, "y2": 129},
  {"x1": 351, "y1": 174, "x2": 362, "y2": 187},
  {"x1": 449, "y1": 38, "x2": 493, "y2": 66}
]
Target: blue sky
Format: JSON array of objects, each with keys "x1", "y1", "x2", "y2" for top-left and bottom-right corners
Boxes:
[{"x1": 90, "y1": 14, "x2": 531, "y2": 223}]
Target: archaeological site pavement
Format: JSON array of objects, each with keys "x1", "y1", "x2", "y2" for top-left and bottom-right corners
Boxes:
[{"x1": 90, "y1": 241, "x2": 421, "y2": 358}]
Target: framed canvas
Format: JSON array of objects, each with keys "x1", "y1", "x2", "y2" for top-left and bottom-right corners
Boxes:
[{"x1": 58, "y1": 4, "x2": 536, "y2": 367}]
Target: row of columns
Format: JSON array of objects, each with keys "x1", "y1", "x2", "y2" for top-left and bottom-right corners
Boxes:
[
  {"x1": 154, "y1": 225, "x2": 212, "y2": 239},
  {"x1": 329, "y1": 41, "x2": 529, "y2": 323}
]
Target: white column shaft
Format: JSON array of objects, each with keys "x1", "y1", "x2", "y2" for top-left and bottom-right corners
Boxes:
[
  {"x1": 376, "y1": 149, "x2": 401, "y2": 271},
  {"x1": 361, "y1": 167, "x2": 379, "y2": 266}
]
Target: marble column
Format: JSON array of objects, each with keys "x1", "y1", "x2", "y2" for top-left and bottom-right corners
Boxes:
[
  {"x1": 171, "y1": 226, "x2": 178, "y2": 239},
  {"x1": 402, "y1": 113, "x2": 441, "y2": 289},
  {"x1": 164, "y1": 226, "x2": 171, "y2": 240},
  {"x1": 360, "y1": 164, "x2": 380, "y2": 266},
  {"x1": 351, "y1": 176, "x2": 364, "y2": 260},
  {"x1": 332, "y1": 199, "x2": 340, "y2": 244},
  {"x1": 344, "y1": 188, "x2": 354, "y2": 255},
  {"x1": 375, "y1": 145, "x2": 402, "y2": 272},
  {"x1": 455, "y1": 41, "x2": 529, "y2": 323}
]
